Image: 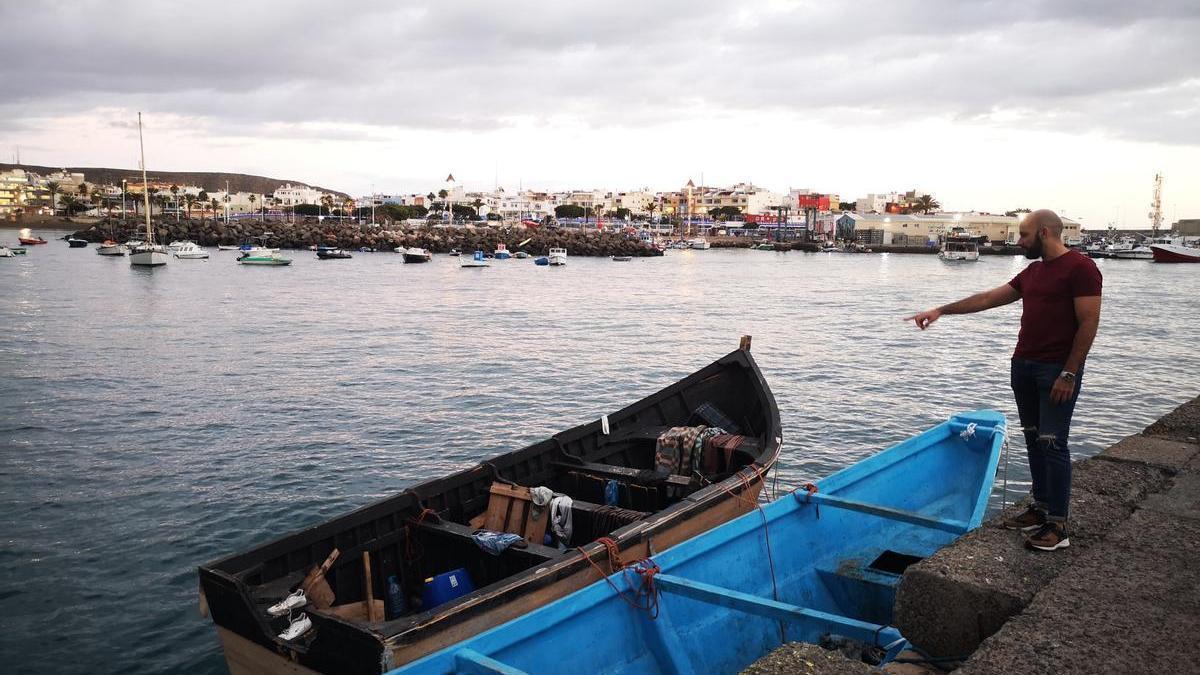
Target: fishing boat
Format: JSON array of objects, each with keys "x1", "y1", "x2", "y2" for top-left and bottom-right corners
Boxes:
[
  {"x1": 1150, "y1": 241, "x2": 1200, "y2": 263},
  {"x1": 461, "y1": 250, "x2": 489, "y2": 268},
  {"x1": 17, "y1": 230, "x2": 47, "y2": 245},
  {"x1": 938, "y1": 240, "x2": 979, "y2": 263},
  {"x1": 401, "y1": 247, "x2": 432, "y2": 263},
  {"x1": 129, "y1": 113, "x2": 169, "y2": 268},
  {"x1": 10, "y1": 247, "x2": 27, "y2": 255},
  {"x1": 493, "y1": 243, "x2": 512, "y2": 260},
  {"x1": 174, "y1": 242, "x2": 210, "y2": 259},
  {"x1": 548, "y1": 247, "x2": 567, "y2": 266},
  {"x1": 238, "y1": 251, "x2": 292, "y2": 266},
  {"x1": 317, "y1": 246, "x2": 353, "y2": 260},
  {"x1": 200, "y1": 340, "x2": 782, "y2": 674},
  {"x1": 67, "y1": 237, "x2": 89, "y2": 248},
  {"x1": 394, "y1": 409, "x2": 1004, "y2": 675}
]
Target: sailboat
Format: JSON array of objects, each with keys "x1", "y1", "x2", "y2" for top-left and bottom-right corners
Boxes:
[{"x1": 129, "y1": 112, "x2": 169, "y2": 267}]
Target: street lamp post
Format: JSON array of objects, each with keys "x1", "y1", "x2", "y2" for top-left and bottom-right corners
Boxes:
[{"x1": 121, "y1": 179, "x2": 127, "y2": 224}]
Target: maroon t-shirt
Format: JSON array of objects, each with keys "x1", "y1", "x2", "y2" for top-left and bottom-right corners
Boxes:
[{"x1": 1008, "y1": 250, "x2": 1102, "y2": 363}]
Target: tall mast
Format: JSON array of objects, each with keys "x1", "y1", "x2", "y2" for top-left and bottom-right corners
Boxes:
[
  {"x1": 1149, "y1": 172, "x2": 1164, "y2": 236},
  {"x1": 138, "y1": 112, "x2": 153, "y2": 242}
]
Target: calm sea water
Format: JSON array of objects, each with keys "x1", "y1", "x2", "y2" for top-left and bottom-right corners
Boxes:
[{"x1": 1, "y1": 231, "x2": 1195, "y2": 673}]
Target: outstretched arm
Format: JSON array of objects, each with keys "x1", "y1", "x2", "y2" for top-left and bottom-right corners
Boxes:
[{"x1": 905, "y1": 283, "x2": 1021, "y2": 330}]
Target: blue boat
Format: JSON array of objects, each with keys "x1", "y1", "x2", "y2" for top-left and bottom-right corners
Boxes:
[
  {"x1": 533, "y1": 256, "x2": 549, "y2": 266},
  {"x1": 391, "y1": 410, "x2": 1005, "y2": 674}
]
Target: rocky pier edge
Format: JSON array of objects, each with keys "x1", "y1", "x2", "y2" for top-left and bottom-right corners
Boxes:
[{"x1": 743, "y1": 395, "x2": 1200, "y2": 674}]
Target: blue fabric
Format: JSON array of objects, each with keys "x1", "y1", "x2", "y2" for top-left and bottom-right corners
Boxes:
[
  {"x1": 472, "y1": 530, "x2": 525, "y2": 556},
  {"x1": 1010, "y1": 358, "x2": 1083, "y2": 521},
  {"x1": 605, "y1": 479, "x2": 619, "y2": 506}
]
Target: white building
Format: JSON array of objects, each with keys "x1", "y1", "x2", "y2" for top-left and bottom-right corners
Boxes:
[{"x1": 272, "y1": 183, "x2": 323, "y2": 205}]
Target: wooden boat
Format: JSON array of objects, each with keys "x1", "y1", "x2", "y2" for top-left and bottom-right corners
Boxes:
[
  {"x1": 18, "y1": 236, "x2": 47, "y2": 245},
  {"x1": 200, "y1": 339, "x2": 782, "y2": 674},
  {"x1": 395, "y1": 410, "x2": 1005, "y2": 674}
]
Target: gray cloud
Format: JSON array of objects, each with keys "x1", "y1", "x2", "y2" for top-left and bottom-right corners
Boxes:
[{"x1": 1, "y1": 0, "x2": 1197, "y2": 144}]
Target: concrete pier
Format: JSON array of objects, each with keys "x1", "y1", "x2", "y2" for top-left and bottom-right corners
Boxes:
[{"x1": 743, "y1": 396, "x2": 1200, "y2": 674}]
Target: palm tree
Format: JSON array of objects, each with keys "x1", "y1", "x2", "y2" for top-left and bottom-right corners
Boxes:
[
  {"x1": 645, "y1": 198, "x2": 658, "y2": 223},
  {"x1": 343, "y1": 197, "x2": 355, "y2": 218},
  {"x1": 147, "y1": 187, "x2": 159, "y2": 214},
  {"x1": 60, "y1": 194, "x2": 78, "y2": 217},
  {"x1": 320, "y1": 195, "x2": 334, "y2": 218},
  {"x1": 77, "y1": 183, "x2": 89, "y2": 199},
  {"x1": 209, "y1": 197, "x2": 219, "y2": 220},
  {"x1": 46, "y1": 181, "x2": 60, "y2": 215},
  {"x1": 915, "y1": 194, "x2": 941, "y2": 214},
  {"x1": 247, "y1": 193, "x2": 257, "y2": 219},
  {"x1": 184, "y1": 194, "x2": 196, "y2": 220},
  {"x1": 170, "y1": 184, "x2": 180, "y2": 219}
]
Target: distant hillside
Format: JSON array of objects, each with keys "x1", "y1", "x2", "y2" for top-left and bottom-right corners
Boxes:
[{"x1": 0, "y1": 163, "x2": 349, "y2": 199}]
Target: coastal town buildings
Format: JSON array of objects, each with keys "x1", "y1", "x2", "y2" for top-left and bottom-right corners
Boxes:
[{"x1": 836, "y1": 212, "x2": 1082, "y2": 246}]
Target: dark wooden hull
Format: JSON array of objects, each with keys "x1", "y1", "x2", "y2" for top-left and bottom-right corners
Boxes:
[{"x1": 200, "y1": 346, "x2": 782, "y2": 674}]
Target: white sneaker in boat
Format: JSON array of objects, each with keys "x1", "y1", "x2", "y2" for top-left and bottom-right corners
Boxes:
[
  {"x1": 277, "y1": 612, "x2": 312, "y2": 641},
  {"x1": 267, "y1": 589, "x2": 307, "y2": 616}
]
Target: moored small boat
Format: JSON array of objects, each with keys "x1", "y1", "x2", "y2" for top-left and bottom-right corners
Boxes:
[
  {"x1": 938, "y1": 240, "x2": 979, "y2": 263},
  {"x1": 534, "y1": 256, "x2": 549, "y2": 266},
  {"x1": 216, "y1": 244, "x2": 241, "y2": 251},
  {"x1": 0, "y1": 246, "x2": 13, "y2": 257},
  {"x1": 461, "y1": 250, "x2": 489, "y2": 268},
  {"x1": 548, "y1": 247, "x2": 567, "y2": 266},
  {"x1": 316, "y1": 246, "x2": 353, "y2": 260},
  {"x1": 447, "y1": 249, "x2": 461, "y2": 257},
  {"x1": 401, "y1": 247, "x2": 432, "y2": 263},
  {"x1": 238, "y1": 251, "x2": 292, "y2": 266},
  {"x1": 173, "y1": 242, "x2": 210, "y2": 259},
  {"x1": 10, "y1": 247, "x2": 27, "y2": 255},
  {"x1": 18, "y1": 236, "x2": 47, "y2": 245},
  {"x1": 200, "y1": 341, "x2": 782, "y2": 673},
  {"x1": 395, "y1": 409, "x2": 1005, "y2": 675},
  {"x1": 493, "y1": 243, "x2": 512, "y2": 260},
  {"x1": 97, "y1": 240, "x2": 127, "y2": 256},
  {"x1": 514, "y1": 251, "x2": 530, "y2": 259},
  {"x1": 67, "y1": 237, "x2": 89, "y2": 248},
  {"x1": 612, "y1": 255, "x2": 632, "y2": 262}
]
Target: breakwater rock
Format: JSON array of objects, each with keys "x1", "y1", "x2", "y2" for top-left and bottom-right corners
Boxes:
[{"x1": 72, "y1": 219, "x2": 663, "y2": 257}]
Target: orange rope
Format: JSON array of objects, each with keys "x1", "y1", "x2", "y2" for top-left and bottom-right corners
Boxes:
[{"x1": 577, "y1": 541, "x2": 661, "y2": 618}]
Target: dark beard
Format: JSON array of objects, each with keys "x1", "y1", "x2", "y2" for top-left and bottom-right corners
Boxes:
[{"x1": 1023, "y1": 236, "x2": 1043, "y2": 259}]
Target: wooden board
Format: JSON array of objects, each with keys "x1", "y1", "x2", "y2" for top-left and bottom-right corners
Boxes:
[
  {"x1": 479, "y1": 483, "x2": 549, "y2": 545},
  {"x1": 327, "y1": 599, "x2": 386, "y2": 623}
]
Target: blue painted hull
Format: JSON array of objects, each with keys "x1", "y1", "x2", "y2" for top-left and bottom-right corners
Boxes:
[{"x1": 392, "y1": 410, "x2": 1005, "y2": 674}]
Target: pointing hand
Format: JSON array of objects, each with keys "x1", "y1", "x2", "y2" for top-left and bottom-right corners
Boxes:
[{"x1": 905, "y1": 309, "x2": 941, "y2": 330}]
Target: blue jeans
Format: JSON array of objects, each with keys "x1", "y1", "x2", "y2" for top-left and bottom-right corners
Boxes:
[{"x1": 1010, "y1": 358, "x2": 1083, "y2": 521}]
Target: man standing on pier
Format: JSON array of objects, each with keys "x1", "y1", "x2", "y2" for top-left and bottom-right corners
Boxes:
[{"x1": 906, "y1": 210, "x2": 1102, "y2": 552}]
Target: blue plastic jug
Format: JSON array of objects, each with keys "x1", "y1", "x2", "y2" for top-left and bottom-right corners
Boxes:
[{"x1": 420, "y1": 568, "x2": 475, "y2": 609}]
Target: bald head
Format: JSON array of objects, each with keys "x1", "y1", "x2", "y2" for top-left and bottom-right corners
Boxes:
[{"x1": 1024, "y1": 209, "x2": 1064, "y2": 240}]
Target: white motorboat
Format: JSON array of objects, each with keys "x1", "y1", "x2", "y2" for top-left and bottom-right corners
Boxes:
[
  {"x1": 1113, "y1": 245, "x2": 1154, "y2": 260},
  {"x1": 687, "y1": 237, "x2": 711, "y2": 250},
  {"x1": 174, "y1": 242, "x2": 210, "y2": 259},
  {"x1": 129, "y1": 113, "x2": 167, "y2": 268},
  {"x1": 0, "y1": 246, "x2": 13, "y2": 258},
  {"x1": 216, "y1": 244, "x2": 241, "y2": 251},
  {"x1": 461, "y1": 250, "x2": 490, "y2": 268},
  {"x1": 938, "y1": 240, "x2": 979, "y2": 263},
  {"x1": 1150, "y1": 242, "x2": 1200, "y2": 263},
  {"x1": 548, "y1": 247, "x2": 568, "y2": 266},
  {"x1": 401, "y1": 247, "x2": 432, "y2": 263},
  {"x1": 167, "y1": 240, "x2": 195, "y2": 253},
  {"x1": 97, "y1": 240, "x2": 127, "y2": 256}
]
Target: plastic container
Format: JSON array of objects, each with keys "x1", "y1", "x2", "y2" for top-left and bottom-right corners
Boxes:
[
  {"x1": 385, "y1": 575, "x2": 406, "y2": 620},
  {"x1": 420, "y1": 568, "x2": 475, "y2": 609}
]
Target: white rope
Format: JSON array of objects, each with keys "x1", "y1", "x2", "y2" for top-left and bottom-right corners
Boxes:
[{"x1": 959, "y1": 422, "x2": 978, "y2": 440}]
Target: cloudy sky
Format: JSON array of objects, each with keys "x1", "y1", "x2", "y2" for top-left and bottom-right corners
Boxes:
[{"x1": 2, "y1": 0, "x2": 1197, "y2": 227}]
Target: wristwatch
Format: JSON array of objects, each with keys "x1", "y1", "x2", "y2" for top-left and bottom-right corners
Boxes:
[{"x1": 1058, "y1": 371, "x2": 1076, "y2": 383}]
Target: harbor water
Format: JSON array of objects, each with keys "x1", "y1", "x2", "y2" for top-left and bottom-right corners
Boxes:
[{"x1": 1, "y1": 232, "x2": 1195, "y2": 673}]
